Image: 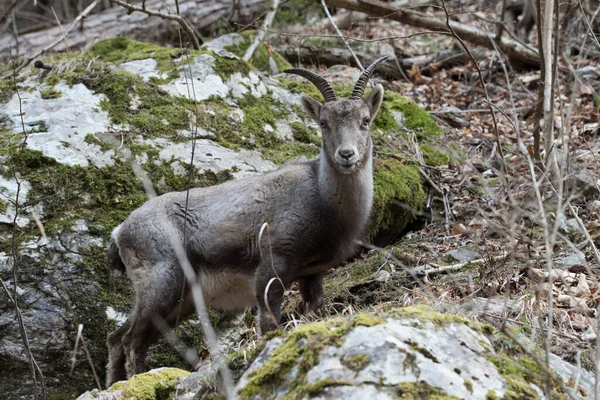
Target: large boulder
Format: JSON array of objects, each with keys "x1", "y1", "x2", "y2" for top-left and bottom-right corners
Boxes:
[
  {"x1": 0, "y1": 35, "x2": 442, "y2": 398},
  {"x1": 78, "y1": 307, "x2": 595, "y2": 399}
]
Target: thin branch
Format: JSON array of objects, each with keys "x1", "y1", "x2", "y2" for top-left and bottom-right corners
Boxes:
[
  {"x1": 243, "y1": 0, "x2": 280, "y2": 61},
  {"x1": 0, "y1": 0, "x2": 22, "y2": 26},
  {"x1": 108, "y1": 0, "x2": 201, "y2": 50},
  {"x1": 7, "y1": 46, "x2": 47, "y2": 400},
  {"x1": 12, "y1": 0, "x2": 99, "y2": 75},
  {"x1": 320, "y1": 0, "x2": 363, "y2": 70}
]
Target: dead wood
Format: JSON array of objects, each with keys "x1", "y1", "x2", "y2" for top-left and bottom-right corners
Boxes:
[
  {"x1": 277, "y1": 42, "x2": 472, "y2": 79},
  {"x1": 324, "y1": 0, "x2": 541, "y2": 68},
  {"x1": 0, "y1": 0, "x2": 268, "y2": 61}
]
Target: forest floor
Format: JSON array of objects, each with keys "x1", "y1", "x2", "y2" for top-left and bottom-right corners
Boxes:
[{"x1": 268, "y1": 2, "x2": 600, "y2": 372}]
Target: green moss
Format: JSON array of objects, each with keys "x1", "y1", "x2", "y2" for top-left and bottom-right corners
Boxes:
[
  {"x1": 109, "y1": 368, "x2": 189, "y2": 399},
  {"x1": 303, "y1": 378, "x2": 352, "y2": 395},
  {"x1": 290, "y1": 122, "x2": 320, "y2": 145},
  {"x1": 198, "y1": 92, "x2": 310, "y2": 157},
  {"x1": 88, "y1": 37, "x2": 182, "y2": 73},
  {"x1": 377, "y1": 91, "x2": 442, "y2": 138},
  {"x1": 0, "y1": 198, "x2": 7, "y2": 213},
  {"x1": 341, "y1": 354, "x2": 370, "y2": 372},
  {"x1": 84, "y1": 133, "x2": 114, "y2": 152},
  {"x1": 397, "y1": 382, "x2": 460, "y2": 399},
  {"x1": 238, "y1": 318, "x2": 348, "y2": 399},
  {"x1": 0, "y1": 76, "x2": 28, "y2": 104},
  {"x1": 464, "y1": 379, "x2": 473, "y2": 393},
  {"x1": 224, "y1": 31, "x2": 291, "y2": 74},
  {"x1": 238, "y1": 93, "x2": 285, "y2": 146},
  {"x1": 388, "y1": 305, "x2": 494, "y2": 337},
  {"x1": 421, "y1": 143, "x2": 449, "y2": 166},
  {"x1": 211, "y1": 53, "x2": 252, "y2": 80},
  {"x1": 487, "y1": 354, "x2": 567, "y2": 400},
  {"x1": 370, "y1": 156, "x2": 426, "y2": 240},
  {"x1": 40, "y1": 86, "x2": 62, "y2": 99},
  {"x1": 351, "y1": 314, "x2": 384, "y2": 327},
  {"x1": 486, "y1": 390, "x2": 501, "y2": 400},
  {"x1": 85, "y1": 67, "x2": 190, "y2": 138},
  {"x1": 261, "y1": 142, "x2": 319, "y2": 165}
]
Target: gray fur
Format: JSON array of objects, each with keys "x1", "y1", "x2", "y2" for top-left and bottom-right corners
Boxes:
[{"x1": 105, "y1": 72, "x2": 385, "y2": 386}]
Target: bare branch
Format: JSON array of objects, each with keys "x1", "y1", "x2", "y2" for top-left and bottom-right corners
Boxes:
[
  {"x1": 12, "y1": 0, "x2": 100, "y2": 75},
  {"x1": 320, "y1": 0, "x2": 363, "y2": 70},
  {"x1": 108, "y1": 0, "x2": 201, "y2": 50},
  {"x1": 325, "y1": 0, "x2": 540, "y2": 67},
  {"x1": 243, "y1": 0, "x2": 280, "y2": 61}
]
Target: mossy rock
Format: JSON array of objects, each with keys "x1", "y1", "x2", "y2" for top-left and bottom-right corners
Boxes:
[
  {"x1": 0, "y1": 35, "x2": 446, "y2": 398},
  {"x1": 234, "y1": 308, "x2": 578, "y2": 400},
  {"x1": 107, "y1": 368, "x2": 189, "y2": 399}
]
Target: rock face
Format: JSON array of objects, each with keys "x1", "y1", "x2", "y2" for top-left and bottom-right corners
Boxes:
[
  {"x1": 0, "y1": 35, "x2": 439, "y2": 398},
  {"x1": 77, "y1": 308, "x2": 595, "y2": 399}
]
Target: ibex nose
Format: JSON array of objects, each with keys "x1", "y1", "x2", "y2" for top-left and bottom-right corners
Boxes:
[{"x1": 338, "y1": 149, "x2": 356, "y2": 161}]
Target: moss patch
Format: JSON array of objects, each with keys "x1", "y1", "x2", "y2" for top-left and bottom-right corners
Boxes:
[
  {"x1": 290, "y1": 121, "x2": 320, "y2": 145},
  {"x1": 81, "y1": 67, "x2": 191, "y2": 139},
  {"x1": 211, "y1": 54, "x2": 252, "y2": 81},
  {"x1": 40, "y1": 86, "x2": 62, "y2": 99},
  {"x1": 341, "y1": 354, "x2": 370, "y2": 372},
  {"x1": 109, "y1": 368, "x2": 189, "y2": 399},
  {"x1": 487, "y1": 355, "x2": 566, "y2": 400},
  {"x1": 370, "y1": 156, "x2": 427, "y2": 242},
  {"x1": 377, "y1": 91, "x2": 442, "y2": 138},
  {"x1": 238, "y1": 317, "x2": 348, "y2": 399},
  {"x1": 387, "y1": 305, "x2": 494, "y2": 336},
  {"x1": 397, "y1": 381, "x2": 461, "y2": 399},
  {"x1": 88, "y1": 37, "x2": 183, "y2": 74},
  {"x1": 421, "y1": 143, "x2": 449, "y2": 166},
  {"x1": 304, "y1": 378, "x2": 352, "y2": 395},
  {"x1": 351, "y1": 314, "x2": 384, "y2": 327},
  {"x1": 224, "y1": 31, "x2": 291, "y2": 74}
]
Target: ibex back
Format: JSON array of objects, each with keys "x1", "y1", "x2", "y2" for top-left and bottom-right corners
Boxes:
[{"x1": 105, "y1": 57, "x2": 388, "y2": 386}]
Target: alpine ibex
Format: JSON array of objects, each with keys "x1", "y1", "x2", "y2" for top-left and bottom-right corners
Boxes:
[{"x1": 105, "y1": 56, "x2": 388, "y2": 386}]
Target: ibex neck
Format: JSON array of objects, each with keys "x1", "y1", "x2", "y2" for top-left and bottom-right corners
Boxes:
[{"x1": 317, "y1": 146, "x2": 374, "y2": 230}]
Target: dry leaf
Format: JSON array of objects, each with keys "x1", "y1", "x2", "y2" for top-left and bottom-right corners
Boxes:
[
  {"x1": 579, "y1": 85, "x2": 594, "y2": 95},
  {"x1": 451, "y1": 223, "x2": 469, "y2": 235},
  {"x1": 570, "y1": 313, "x2": 594, "y2": 331}
]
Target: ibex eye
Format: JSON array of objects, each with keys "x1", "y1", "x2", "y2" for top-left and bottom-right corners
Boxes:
[
  {"x1": 363, "y1": 117, "x2": 370, "y2": 126},
  {"x1": 320, "y1": 119, "x2": 326, "y2": 127}
]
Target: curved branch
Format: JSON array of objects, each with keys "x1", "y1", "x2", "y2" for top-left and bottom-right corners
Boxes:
[{"x1": 108, "y1": 0, "x2": 201, "y2": 50}]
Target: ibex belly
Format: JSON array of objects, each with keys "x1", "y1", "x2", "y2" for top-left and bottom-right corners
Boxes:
[{"x1": 198, "y1": 271, "x2": 257, "y2": 311}]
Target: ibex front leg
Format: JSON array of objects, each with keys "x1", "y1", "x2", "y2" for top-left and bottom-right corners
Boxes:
[
  {"x1": 255, "y1": 256, "x2": 292, "y2": 333},
  {"x1": 298, "y1": 273, "x2": 324, "y2": 317}
]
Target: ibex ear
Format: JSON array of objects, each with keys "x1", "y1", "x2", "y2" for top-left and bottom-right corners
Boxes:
[
  {"x1": 300, "y1": 94, "x2": 322, "y2": 124},
  {"x1": 364, "y1": 84, "x2": 384, "y2": 120}
]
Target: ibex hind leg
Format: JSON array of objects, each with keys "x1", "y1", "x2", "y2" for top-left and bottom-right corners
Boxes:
[
  {"x1": 122, "y1": 261, "x2": 186, "y2": 378},
  {"x1": 106, "y1": 319, "x2": 132, "y2": 387}
]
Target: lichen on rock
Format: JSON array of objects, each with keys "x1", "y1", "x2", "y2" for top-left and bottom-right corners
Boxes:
[{"x1": 233, "y1": 308, "x2": 584, "y2": 400}]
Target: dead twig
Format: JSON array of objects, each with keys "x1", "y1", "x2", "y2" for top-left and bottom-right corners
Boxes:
[
  {"x1": 10, "y1": 0, "x2": 99, "y2": 76},
  {"x1": 109, "y1": 0, "x2": 201, "y2": 50},
  {"x1": 320, "y1": 0, "x2": 363, "y2": 70},
  {"x1": 409, "y1": 255, "x2": 507, "y2": 277},
  {"x1": 243, "y1": 0, "x2": 280, "y2": 61},
  {"x1": 5, "y1": 46, "x2": 47, "y2": 400}
]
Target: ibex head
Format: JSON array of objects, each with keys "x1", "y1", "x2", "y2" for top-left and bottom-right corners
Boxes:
[{"x1": 285, "y1": 56, "x2": 388, "y2": 174}]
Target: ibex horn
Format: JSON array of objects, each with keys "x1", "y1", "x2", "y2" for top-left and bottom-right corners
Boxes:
[
  {"x1": 283, "y1": 68, "x2": 336, "y2": 103},
  {"x1": 350, "y1": 56, "x2": 389, "y2": 100}
]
